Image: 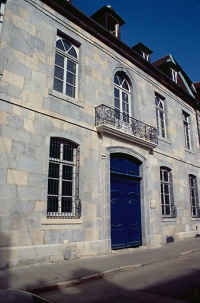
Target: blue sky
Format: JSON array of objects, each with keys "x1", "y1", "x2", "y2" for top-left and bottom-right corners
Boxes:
[{"x1": 73, "y1": 0, "x2": 200, "y2": 84}]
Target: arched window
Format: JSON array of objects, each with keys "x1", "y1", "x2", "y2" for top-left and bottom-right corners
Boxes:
[
  {"x1": 47, "y1": 137, "x2": 80, "y2": 218},
  {"x1": 53, "y1": 36, "x2": 78, "y2": 98},
  {"x1": 114, "y1": 72, "x2": 131, "y2": 121},
  {"x1": 155, "y1": 95, "x2": 166, "y2": 138}
]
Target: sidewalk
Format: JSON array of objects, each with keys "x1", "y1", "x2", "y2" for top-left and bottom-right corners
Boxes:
[{"x1": 0, "y1": 237, "x2": 199, "y2": 293}]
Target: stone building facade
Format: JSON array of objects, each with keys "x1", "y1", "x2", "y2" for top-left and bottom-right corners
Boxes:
[{"x1": 0, "y1": 0, "x2": 200, "y2": 268}]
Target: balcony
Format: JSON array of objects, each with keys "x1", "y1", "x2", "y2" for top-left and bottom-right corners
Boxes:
[{"x1": 95, "y1": 104, "x2": 158, "y2": 148}]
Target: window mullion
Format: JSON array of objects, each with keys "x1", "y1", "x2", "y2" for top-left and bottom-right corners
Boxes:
[{"x1": 63, "y1": 57, "x2": 67, "y2": 94}]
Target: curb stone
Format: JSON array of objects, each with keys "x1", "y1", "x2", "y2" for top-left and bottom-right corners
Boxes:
[{"x1": 31, "y1": 247, "x2": 200, "y2": 294}]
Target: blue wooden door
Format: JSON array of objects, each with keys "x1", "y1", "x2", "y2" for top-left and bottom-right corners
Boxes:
[{"x1": 110, "y1": 154, "x2": 142, "y2": 249}]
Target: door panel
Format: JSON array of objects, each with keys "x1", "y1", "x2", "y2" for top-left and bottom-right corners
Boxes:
[{"x1": 111, "y1": 178, "x2": 125, "y2": 249}]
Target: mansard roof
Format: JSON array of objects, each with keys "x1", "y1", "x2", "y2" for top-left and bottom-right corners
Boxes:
[{"x1": 153, "y1": 54, "x2": 199, "y2": 100}]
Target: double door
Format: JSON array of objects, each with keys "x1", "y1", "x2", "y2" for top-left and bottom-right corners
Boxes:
[{"x1": 110, "y1": 155, "x2": 142, "y2": 249}]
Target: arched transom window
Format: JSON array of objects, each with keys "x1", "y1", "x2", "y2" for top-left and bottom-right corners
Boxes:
[{"x1": 114, "y1": 72, "x2": 131, "y2": 118}]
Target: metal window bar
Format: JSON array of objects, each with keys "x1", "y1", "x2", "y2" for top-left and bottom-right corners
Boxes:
[
  {"x1": 95, "y1": 104, "x2": 157, "y2": 144},
  {"x1": 47, "y1": 138, "x2": 81, "y2": 218}
]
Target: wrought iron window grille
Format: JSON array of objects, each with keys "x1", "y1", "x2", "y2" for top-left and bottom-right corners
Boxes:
[
  {"x1": 192, "y1": 207, "x2": 200, "y2": 218},
  {"x1": 47, "y1": 138, "x2": 81, "y2": 219},
  {"x1": 95, "y1": 104, "x2": 157, "y2": 145},
  {"x1": 162, "y1": 204, "x2": 177, "y2": 218},
  {"x1": 47, "y1": 198, "x2": 81, "y2": 219}
]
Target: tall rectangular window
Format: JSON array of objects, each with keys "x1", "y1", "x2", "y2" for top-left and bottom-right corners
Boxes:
[
  {"x1": 160, "y1": 167, "x2": 176, "y2": 218},
  {"x1": 155, "y1": 95, "x2": 166, "y2": 138},
  {"x1": 47, "y1": 138, "x2": 80, "y2": 218},
  {"x1": 183, "y1": 111, "x2": 191, "y2": 150},
  {"x1": 53, "y1": 35, "x2": 79, "y2": 98},
  {"x1": 114, "y1": 71, "x2": 131, "y2": 123},
  {"x1": 189, "y1": 175, "x2": 199, "y2": 217}
]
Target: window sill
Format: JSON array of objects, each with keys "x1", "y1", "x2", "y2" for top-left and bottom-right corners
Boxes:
[
  {"x1": 49, "y1": 90, "x2": 84, "y2": 108},
  {"x1": 191, "y1": 217, "x2": 200, "y2": 221},
  {"x1": 161, "y1": 218, "x2": 176, "y2": 222},
  {"x1": 185, "y1": 148, "x2": 195, "y2": 155},
  {"x1": 41, "y1": 217, "x2": 83, "y2": 225}
]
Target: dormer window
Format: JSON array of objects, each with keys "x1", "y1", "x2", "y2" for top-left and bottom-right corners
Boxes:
[
  {"x1": 170, "y1": 68, "x2": 177, "y2": 83},
  {"x1": 141, "y1": 51, "x2": 149, "y2": 61},
  {"x1": 91, "y1": 5, "x2": 125, "y2": 39},
  {"x1": 107, "y1": 14, "x2": 120, "y2": 37},
  {"x1": 132, "y1": 42, "x2": 153, "y2": 62}
]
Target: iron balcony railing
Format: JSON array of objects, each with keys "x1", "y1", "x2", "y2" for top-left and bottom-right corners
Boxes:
[{"x1": 95, "y1": 104, "x2": 158, "y2": 145}]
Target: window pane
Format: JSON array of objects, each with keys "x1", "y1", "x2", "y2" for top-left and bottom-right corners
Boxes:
[
  {"x1": 56, "y1": 39, "x2": 65, "y2": 51},
  {"x1": 190, "y1": 177, "x2": 194, "y2": 187},
  {"x1": 161, "y1": 128, "x2": 165, "y2": 138},
  {"x1": 67, "y1": 60, "x2": 76, "y2": 73},
  {"x1": 166, "y1": 205, "x2": 170, "y2": 215},
  {"x1": 66, "y1": 84, "x2": 75, "y2": 98},
  {"x1": 114, "y1": 88, "x2": 120, "y2": 98},
  {"x1": 162, "y1": 205, "x2": 165, "y2": 215},
  {"x1": 155, "y1": 97, "x2": 160, "y2": 106},
  {"x1": 115, "y1": 98, "x2": 120, "y2": 109},
  {"x1": 50, "y1": 141, "x2": 60, "y2": 159},
  {"x1": 163, "y1": 171, "x2": 169, "y2": 182},
  {"x1": 122, "y1": 102, "x2": 128, "y2": 114},
  {"x1": 116, "y1": 74, "x2": 123, "y2": 85},
  {"x1": 63, "y1": 40, "x2": 71, "y2": 52},
  {"x1": 55, "y1": 53, "x2": 64, "y2": 67},
  {"x1": 122, "y1": 80, "x2": 129, "y2": 91},
  {"x1": 122, "y1": 92, "x2": 128, "y2": 102},
  {"x1": 165, "y1": 194, "x2": 170, "y2": 204},
  {"x1": 63, "y1": 144, "x2": 73, "y2": 161},
  {"x1": 161, "y1": 192, "x2": 164, "y2": 204},
  {"x1": 54, "y1": 66, "x2": 64, "y2": 80},
  {"x1": 68, "y1": 46, "x2": 77, "y2": 58},
  {"x1": 67, "y1": 72, "x2": 76, "y2": 85},
  {"x1": 48, "y1": 162, "x2": 59, "y2": 178},
  {"x1": 114, "y1": 74, "x2": 119, "y2": 85},
  {"x1": 48, "y1": 179, "x2": 59, "y2": 195},
  {"x1": 62, "y1": 180, "x2": 72, "y2": 196},
  {"x1": 47, "y1": 196, "x2": 58, "y2": 213},
  {"x1": 61, "y1": 197, "x2": 72, "y2": 212},
  {"x1": 53, "y1": 78, "x2": 63, "y2": 93},
  {"x1": 63, "y1": 165, "x2": 73, "y2": 180}
]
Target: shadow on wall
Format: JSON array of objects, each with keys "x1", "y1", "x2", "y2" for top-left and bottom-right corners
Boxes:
[{"x1": 0, "y1": 234, "x2": 10, "y2": 289}]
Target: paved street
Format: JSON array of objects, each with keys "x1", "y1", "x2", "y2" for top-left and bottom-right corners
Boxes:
[{"x1": 38, "y1": 250, "x2": 200, "y2": 303}]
